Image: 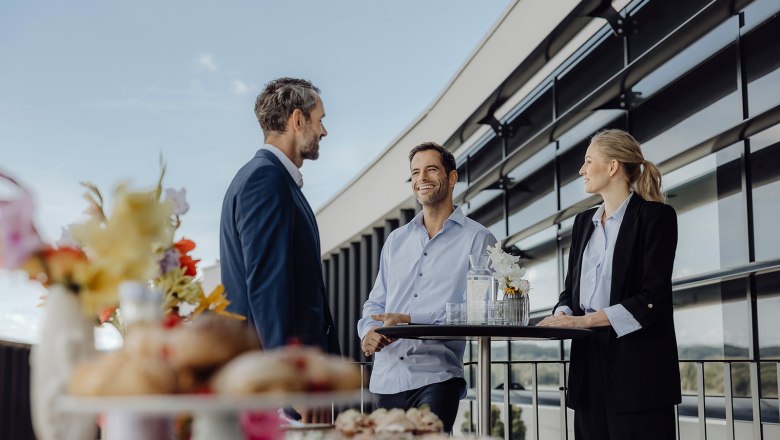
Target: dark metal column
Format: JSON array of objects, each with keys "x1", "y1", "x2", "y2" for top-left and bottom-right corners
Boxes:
[
  {"x1": 371, "y1": 227, "x2": 385, "y2": 282},
  {"x1": 337, "y1": 248, "x2": 349, "y2": 357},
  {"x1": 348, "y1": 242, "x2": 360, "y2": 360},
  {"x1": 327, "y1": 254, "x2": 339, "y2": 328},
  {"x1": 358, "y1": 234, "x2": 373, "y2": 362}
]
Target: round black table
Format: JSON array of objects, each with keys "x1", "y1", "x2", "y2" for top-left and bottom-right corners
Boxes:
[{"x1": 376, "y1": 324, "x2": 591, "y2": 436}]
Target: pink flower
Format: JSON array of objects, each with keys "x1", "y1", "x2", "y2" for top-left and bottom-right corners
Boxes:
[{"x1": 0, "y1": 173, "x2": 43, "y2": 269}]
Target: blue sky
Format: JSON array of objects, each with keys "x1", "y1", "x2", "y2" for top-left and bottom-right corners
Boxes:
[{"x1": 0, "y1": 1, "x2": 510, "y2": 342}]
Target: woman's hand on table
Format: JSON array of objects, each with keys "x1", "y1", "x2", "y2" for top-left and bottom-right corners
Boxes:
[{"x1": 537, "y1": 310, "x2": 609, "y2": 328}]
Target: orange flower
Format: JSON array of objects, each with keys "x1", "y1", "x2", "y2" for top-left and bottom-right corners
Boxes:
[
  {"x1": 21, "y1": 246, "x2": 88, "y2": 287},
  {"x1": 173, "y1": 238, "x2": 200, "y2": 277},
  {"x1": 172, "y1": 238, "x2": 196, "y2": 254}
]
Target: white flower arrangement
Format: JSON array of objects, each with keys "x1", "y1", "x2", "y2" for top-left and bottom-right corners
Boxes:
[{"x1": 486, "y1": 242, "x2": 530, "y2": 297}]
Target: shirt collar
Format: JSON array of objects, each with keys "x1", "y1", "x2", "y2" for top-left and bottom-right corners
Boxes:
[
  {"x1": 411, "y1": 205, "x2": 466, "y2": 228},
  {"x1": 259, "y1": 144, "x2": 303, "y2": 188},
  {"x1": 591, "y1": 192, "x2": 633, "y2": 225}
]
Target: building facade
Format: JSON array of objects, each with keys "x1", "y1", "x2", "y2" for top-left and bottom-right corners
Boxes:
[{"x1": 317, "y1": 0, "x2": 780, "y2": 437}]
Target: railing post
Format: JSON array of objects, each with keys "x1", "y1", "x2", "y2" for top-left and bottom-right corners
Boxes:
[
  {"x1": 749, "y1": 362, "x2": 762, "y2": 439},
  {"x1": 724, "y1": 362, "x2": 735, "y2": 440},
  {"x1": 696, "y1": 362, "x2": 707, "y2": 440},
  {"x1": 559, "y1": 362, "x2": 568, "y2": 440},
  {"x1": 360, "y1": 364, "x2": 366, "y2": 413},
  {"x1": 504, "y1": 364, "x2": 511, "y2": 440},
  {"x1": 533, "y1": 363, "x2": 539, "y2": 440},
  {"x1": 675, "y1": 404, "x2": 680, "y2": 440}
]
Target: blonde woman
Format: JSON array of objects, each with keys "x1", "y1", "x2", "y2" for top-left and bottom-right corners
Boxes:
[{"x1": 539, "y1": 129, "x2": 680, "y2": 439}]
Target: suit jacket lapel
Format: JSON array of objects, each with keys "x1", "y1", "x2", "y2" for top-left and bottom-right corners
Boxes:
[
  {"x1": 255, "y1": 149, "x2": 320, "y2": 251},
  {"x1": 610, "y1": 195, "x2": 641, "y2": 306}
]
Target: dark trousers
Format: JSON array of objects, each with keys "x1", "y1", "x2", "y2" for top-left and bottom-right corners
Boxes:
[
  {"x1": 574, "y1": 330, "x2": 676, "y2": 440},
  {"x1": 375, "y1": 376, "x2": 467, "y2": 433}
]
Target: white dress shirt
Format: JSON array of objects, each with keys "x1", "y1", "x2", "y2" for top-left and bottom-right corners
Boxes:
[{"x1": 258, "y1": 144, "x2": 303, "y2": 188}]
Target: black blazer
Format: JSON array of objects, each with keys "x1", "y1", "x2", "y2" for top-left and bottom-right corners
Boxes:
[
  {"x1": 555, "y1": 195, "x2": 681, "y2": 413},
  {"x1": 220, "y1": 149, "x2": 340, "y2": 355}
]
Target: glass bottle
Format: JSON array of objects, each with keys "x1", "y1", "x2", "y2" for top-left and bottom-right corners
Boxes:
[{"x1": 466, "y1": 254, "x2": 494, "y2": 324}]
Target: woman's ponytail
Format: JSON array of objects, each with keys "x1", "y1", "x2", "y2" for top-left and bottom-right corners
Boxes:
[{"x1": 635, "y1": 160, "x2": 665, "y2": 203}]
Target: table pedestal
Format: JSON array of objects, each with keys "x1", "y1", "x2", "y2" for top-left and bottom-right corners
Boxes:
[{"x1": 477, "y1": 336, "x2": 491, "y2": 437}]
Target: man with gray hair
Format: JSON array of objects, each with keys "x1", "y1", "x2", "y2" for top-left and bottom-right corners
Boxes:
[{"x1": 220, "y1": 77, "x2": 339, "y2": 355}]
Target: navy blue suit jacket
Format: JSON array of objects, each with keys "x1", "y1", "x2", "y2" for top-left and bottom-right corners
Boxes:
[{"x1": 220, "y1": 148, "x2": 340, "y2": 354}]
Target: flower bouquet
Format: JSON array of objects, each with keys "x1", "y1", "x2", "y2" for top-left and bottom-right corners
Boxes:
[
  {"x1": 0, "y1": 165, "x2": 241, "y2": 440},
  {"x1": 486, "y1": 242, "x2": 531, "y2": 325}
]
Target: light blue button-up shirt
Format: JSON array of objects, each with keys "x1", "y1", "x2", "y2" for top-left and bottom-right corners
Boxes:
[
  {"x1": 357, "y1": 206, "x2": 496, "y2": 394},
  {"x1": 556, "y1": 193, "x2": 641, "y2": 337}
]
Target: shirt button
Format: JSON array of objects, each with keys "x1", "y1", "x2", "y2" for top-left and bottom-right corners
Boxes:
[
  {"x1": 418, "y1": 273, "x2": 423, "y2": 276},
  {"x1": 413, "y1": 294, "x2": 418, "y2": 298},
  {"x1": 399, "y1": 357, "x2": 405, "y2": 360},
  {"x1": 423, "y1": 252, "x2": 428, "y2": 256},
  {"x1": 648, "y1": 304, "x2": 653, "y2": 309}
]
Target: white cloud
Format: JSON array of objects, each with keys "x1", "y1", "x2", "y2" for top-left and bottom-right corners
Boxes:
[
  {"x1": 197, "y1": 53, "x2": 217, "y2": 71},
  {"x1": 231, "y1": 80, "x2": 250, "y2": 95}
]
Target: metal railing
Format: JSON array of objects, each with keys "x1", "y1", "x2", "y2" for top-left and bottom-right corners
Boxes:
[{"x1": 455, "y1": 359, "x2": 780, "y2": 440}]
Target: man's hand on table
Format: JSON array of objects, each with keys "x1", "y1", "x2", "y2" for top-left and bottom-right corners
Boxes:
[{"x1": 361, "y1": 313, "x2": 411, "y2": 357}]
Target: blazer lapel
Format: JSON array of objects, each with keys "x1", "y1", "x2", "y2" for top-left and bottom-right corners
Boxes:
[
  {"x1": 255, "y1": 149, "x2": 319, "y2": 244},
  {"x1": 609, "y1": 195, "x2": 641, "y2": 306}
]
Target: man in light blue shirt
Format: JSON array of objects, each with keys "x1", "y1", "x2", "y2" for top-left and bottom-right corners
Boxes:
[{"x1": 357, "y1": 142, "x2": 496, "y2": 432}]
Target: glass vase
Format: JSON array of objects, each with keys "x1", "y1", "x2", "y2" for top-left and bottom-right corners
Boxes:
[
  {"x1": 503, "y1": 293, "x2": 530, "y2": 326},
  {"x1": 30, "y1": 285, "x2": 97, "y2": 440}
]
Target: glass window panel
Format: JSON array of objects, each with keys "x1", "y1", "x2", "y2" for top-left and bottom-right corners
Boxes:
[
  {"x1": 743, "y1": 5, "x2": 780, "y2": 117},
  {"x1": 674, "y1": 278, "x2": 750, "y2": 361},
  {"x1": 750, "y1": 124, "x2": 780, "y2": 261},
  {"x1": 744, "y1": 16, "x2": 780, "y2": 118},
  {"x1": 557, "y1": 110, "x2": 625, "y2": 154},
  {"x1": 756, "y1": 270, "x2": 780, "y2": 360},
  {"x1": 506, "y1": 88, "x2": 553, "y2": 155},
  {"x1": 487, "y1": 219, "x2": 506, "y2": 242},
  {"x1": 665, "y1": 144, "x2": 749, "y2": 278},
  {"x1": 468, "y1": 194, "x2": 503, "y2": 233},
  {"x1": 463, "y1": 189, "x2": 502, "y2": 216},
  {"x1": 556, "y1": 31, "x2": 623, "y2": 115},
  {"x1": 632, "y1": 18, "x2": 736, "y2": 100},
  {"x1": 506, "y1": 143, "x2": 554, "y2": 183},
  {"x1": 507, "y1": 192, "x2": 556, "y2": 237},
  {"x1": 742, "y1": 0, "x2": 780, "y2": 33},
  {"x1": 559, "y1": 178, "x2": 588, "y2": 210},
  {"x1": 627, "y1": 0, "x2": 712, "y2": 61},
  {"x1": 632, "y1": 41, "x2": 739, "y2": 159},
  {"x1": 468, "y1": 137, "x2": 502, "y2": 183}
]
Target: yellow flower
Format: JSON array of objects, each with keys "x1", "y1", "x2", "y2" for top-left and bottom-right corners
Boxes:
[
  {"x1": 155, "y1": 266, "x2": 203, "y2": 311},
  {"x1": 192, "y1": 284, "x2": 245, "y2": 320},
  {"x1": 66, "y1": 186, "x2": 176, "y2": 318}
]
